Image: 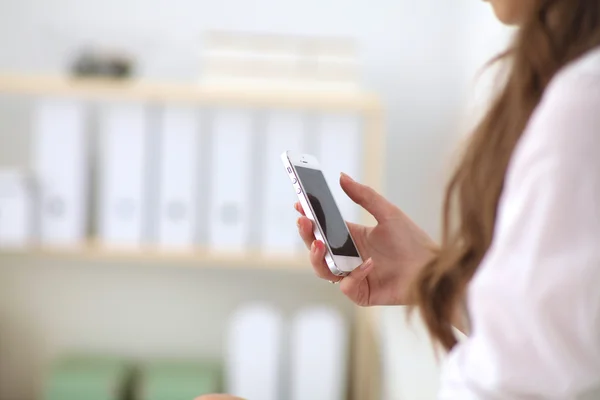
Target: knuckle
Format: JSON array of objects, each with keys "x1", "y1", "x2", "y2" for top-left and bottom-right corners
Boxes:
[
  {"x1": 299, "y1": 229, "x2": 312, "y2": 242},
  {"x1": 340, "y1": 282, "x2": 353, "y2": 297},
  {"x1": 364, "y1": 185, "x2": 376, "y2": 196},
  {"x1": 309, "y1": 252, "x2": 321, "y2": 265},
  {"x1": 361, "y1": 187, "x2": 376, "y2": 205},
  {"x1": 312, "y1": 265, "x2": 329, "y2": 280}
]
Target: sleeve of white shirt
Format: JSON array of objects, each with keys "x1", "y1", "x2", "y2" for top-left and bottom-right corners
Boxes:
[{"x1": 439, "y1": 60, "x2": 600, "y2": 400}]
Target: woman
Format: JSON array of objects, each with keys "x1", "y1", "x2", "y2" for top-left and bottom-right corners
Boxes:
[{"x1": 200, "y1": 0, "x2": 600, "y2": 398}]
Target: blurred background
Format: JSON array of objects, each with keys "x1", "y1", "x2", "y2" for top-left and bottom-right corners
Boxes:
[{"x1": 0, "y1": 0, "x2": 513, "y2": 399}]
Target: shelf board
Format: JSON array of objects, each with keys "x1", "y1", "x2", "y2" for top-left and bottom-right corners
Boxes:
[
  {"x1": 0, "y1": 73, "x2": 382, "y2": 112},
  {"x1": 0, "y1": 242, "x2": 311, "y2": 271}
]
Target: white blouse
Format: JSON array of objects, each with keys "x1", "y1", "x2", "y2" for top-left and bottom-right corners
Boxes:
[{"x1": 439, "y1": 47, "x2": 600, "y2": 399}]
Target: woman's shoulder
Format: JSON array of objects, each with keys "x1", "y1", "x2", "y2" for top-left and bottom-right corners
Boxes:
[
  {"x1": 510, "y1": 46, "x2": 600, "y2": 180},
  {"x1": 531, "y1": 46, "x2": 600, "y2": 139},
  {"x1": 557, "y1": 45, "x2": 600, "y2": 80},
  {"x1": 546, "y1": 45, "x2": 600, "y2": 96}
]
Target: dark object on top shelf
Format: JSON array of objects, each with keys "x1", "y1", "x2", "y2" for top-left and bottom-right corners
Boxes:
[{"x1": 71, "y1": 50, "x2": 134, "y2": 79}]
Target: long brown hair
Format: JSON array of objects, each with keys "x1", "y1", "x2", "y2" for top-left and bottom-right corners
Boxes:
[{"x1": 409, "y1": 0, "x2": 600, "y2": 352}]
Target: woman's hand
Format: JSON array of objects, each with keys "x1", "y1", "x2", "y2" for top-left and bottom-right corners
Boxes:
[{"x1": 296, "y1": 173, "x2": 434, "y2": 306}]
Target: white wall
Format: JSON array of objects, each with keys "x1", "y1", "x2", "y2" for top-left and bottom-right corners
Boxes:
[
  {"x1": 378, "y1": 2, "x2": 514, "y2": 399},
  {"x1": 0, "y1": 0, "x2": 513, "y2": 399}
]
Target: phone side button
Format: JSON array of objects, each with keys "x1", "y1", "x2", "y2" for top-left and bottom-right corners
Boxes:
[
  {"x1": 292, "y1": 177, "x2": 298, "y2": 184},
  {"x1": 296, "y1": 187, "x2": 302, "y2": 194}
]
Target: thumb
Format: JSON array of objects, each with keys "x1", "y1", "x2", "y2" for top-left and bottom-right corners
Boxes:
[{"x1": 340, "y1": 173, "x2": 393, "y2": 222}]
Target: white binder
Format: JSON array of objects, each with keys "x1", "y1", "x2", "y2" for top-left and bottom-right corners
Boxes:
[
  {"x1": 208, "y1": 109, "x2": 253, "y2": 253},
  {"x1": 33, "y1": 99, "x2": 88, "y2": 246},
  {"x1": 289, "y1": 306, "x2": 349, "y2": 400},
  {"x1": 0, "y1": 170, "x2": 34, "y2": 248},
  {"x1": 226, "y1": 303, "x2": 283, "y2": 400},
  {"x1": 317, "y1": 113, "x2": 363, "y2": 223},
  {"x1": 98, "y1": 103, "x2": 148, "y2": 247},
  {"x1": 157, "y1": 106, "x2": 199, "y2": 249},
  {"x1": 262, "y1": 111, "x2": 305, "y2": 255}
]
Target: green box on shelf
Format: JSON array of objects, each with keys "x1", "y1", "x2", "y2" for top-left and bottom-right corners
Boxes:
[
  {"x1": 136, "y1": 360, "x2": 221, "y2": 400},
  {"x1": 43, "y1": 355, "x2": 132, "y2": 400}
]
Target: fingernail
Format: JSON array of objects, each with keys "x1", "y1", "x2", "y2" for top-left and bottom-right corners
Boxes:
[
  {"x1": 311, "y1": 241, "x2": 316, "y2": 252},
  {"x1": 341, "y1": 172, "x2": 354, "y2": 182},
  {"x1": 361, "y1": 258, "x2": 373, "y2": 271},
  {"x1": 297, "y1": 218, "x2": 301, "y2": 228}
]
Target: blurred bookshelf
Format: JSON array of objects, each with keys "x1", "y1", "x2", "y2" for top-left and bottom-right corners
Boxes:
[{"x1": 0, "y1": 71, "x2": 384, "y2": 400}]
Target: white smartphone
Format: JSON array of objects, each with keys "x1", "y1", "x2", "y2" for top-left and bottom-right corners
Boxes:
[{"x1": 281, "y1": 151, "x2": 363, "y2": 276}]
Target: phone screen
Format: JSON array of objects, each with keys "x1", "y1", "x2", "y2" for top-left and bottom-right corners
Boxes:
[{"x1": 295, "y1": 166, "x2": 359, "y2": 257}]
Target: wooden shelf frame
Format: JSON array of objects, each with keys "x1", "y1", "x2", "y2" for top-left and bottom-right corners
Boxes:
[
  {"x1": 0, "y1": 73, "x2": 382, "y2": 112},
  {"x1": 0, "y1": 242, "x2": 311, "y2": 271}
]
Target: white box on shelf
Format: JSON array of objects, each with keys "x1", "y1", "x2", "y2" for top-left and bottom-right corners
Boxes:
[
  {"x1": 0, "y1": 170, "x2": 35, "y2": 248},
  {"x1": 208, "y1": 109, "x2": 253, "y2": 253},
  {"x1": 33, "y1": 98, "x2": 88, "y2": 246},
  {"x1": 226, "y1": 303, "x2": 283, "y2": 400},
  {"x1": 289, "y1": 306, "x2": 348, "y2": 400},
  {"x1": 261, "y1": 111, "x2": 305, "y2": 256},
  {"x1": 157, "y1": 106, "x2": 199, "y2": 249},
  {"x1": 317, "y1": 113, "x2": 363, "y2": 223},
  {"x1": 98, "y1": 103, "x2": 148, "y2": 248}
]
